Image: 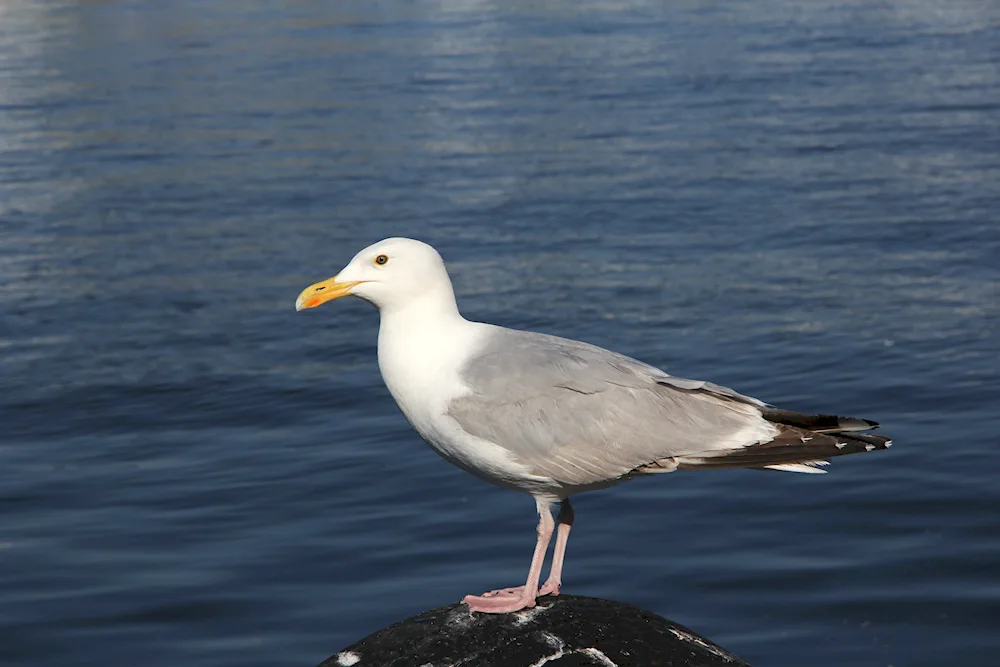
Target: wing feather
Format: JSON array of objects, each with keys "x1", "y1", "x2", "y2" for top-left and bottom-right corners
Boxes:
[{"x1": 447, "y1": 327, "x2": 776, "y2": 487}]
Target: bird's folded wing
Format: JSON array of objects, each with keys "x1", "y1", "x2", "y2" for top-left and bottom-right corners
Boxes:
[{"x1": 447, "y1": 327, "x2": 777, "y2": 487}]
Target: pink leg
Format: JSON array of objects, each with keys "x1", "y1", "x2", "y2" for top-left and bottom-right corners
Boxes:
[
  {"x1": 539, "y1": 498, "x2": 574, "y2": 596},
  {"x1": 463, "y1": 498, "x2": 555, "y2": 613}
]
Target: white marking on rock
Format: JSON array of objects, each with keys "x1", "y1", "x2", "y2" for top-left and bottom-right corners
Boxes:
[
  {"x1": 514, "y1": 605, "x2": 547, "y2": 626},
  {"x1": 578, "y1": 647, "x2": 618, "y2": 666},
  {"x1": 528, "y1": 650, "x2": 565, "y2": 666},
  {"x1": 528, "y1": 640, "x2": 622, "y2": 667},
  {"x1": 528, "y1": 633, "x2": 567, "y2": 667},
  {"x1": 336, "y1": 651, "x2": 360, "y2": 666},
  {"x1": 669, "y1": 628, "x2": 735, "y2": 662},
  {"x1": 445, "y1": 607, "x2": 474, "y2": 629}
]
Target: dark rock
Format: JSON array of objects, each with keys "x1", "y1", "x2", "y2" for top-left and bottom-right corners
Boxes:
[{"x1": 319, "y1": 595, "x2": 750, "y2": 667}]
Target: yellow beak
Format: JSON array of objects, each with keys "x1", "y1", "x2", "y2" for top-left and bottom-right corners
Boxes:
[{"x1": 295, "y1": 277, "x2": 363, "y2": 311}]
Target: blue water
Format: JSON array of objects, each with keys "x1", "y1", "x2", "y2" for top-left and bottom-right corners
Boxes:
[{"x1": 2, "y1": 1, "x2": 998, "y2": 665}]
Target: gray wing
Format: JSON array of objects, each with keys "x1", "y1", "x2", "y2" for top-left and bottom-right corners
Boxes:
[{"x1": 447, "y1": 326, "x2": 776, "y2": 487}]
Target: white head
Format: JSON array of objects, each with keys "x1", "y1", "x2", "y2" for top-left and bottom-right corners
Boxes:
[{"x1": 295, "y1": 237, "x2": 458, "y2": 315}]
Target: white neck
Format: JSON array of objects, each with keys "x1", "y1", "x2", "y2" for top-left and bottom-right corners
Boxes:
[
  {"x1": 378, "y1": 287, "x2": 464, "y2": 333},
  {"x1": 375, "y1": 289, "x2": 484, "y2": 415}
]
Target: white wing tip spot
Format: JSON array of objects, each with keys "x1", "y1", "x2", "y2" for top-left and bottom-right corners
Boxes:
[
  {"x1": 835, "y1": 442, "x2": 847, "y2": 449},
  {"x1": 865, "y1": 444, "x2": 876, "y2": 451}
]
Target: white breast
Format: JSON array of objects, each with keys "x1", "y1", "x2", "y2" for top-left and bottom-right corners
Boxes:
[
  {"x1": 377, "y1": 313, "x2": 476, "y2": 422},
  {"x1": 376, "y1": 314, "x2": 547, "y2": 493}
]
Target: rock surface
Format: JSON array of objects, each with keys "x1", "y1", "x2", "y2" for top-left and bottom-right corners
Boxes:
[{"x1": 319, "y1": 595, "x2": 750, "y2": 667}]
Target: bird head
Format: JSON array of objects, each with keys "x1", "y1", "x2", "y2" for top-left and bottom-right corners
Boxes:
[{"x1": 295, "y1": 237, "x2": 454, "y2": 313}]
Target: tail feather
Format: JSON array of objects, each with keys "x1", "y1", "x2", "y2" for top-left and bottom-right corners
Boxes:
[
  {"x1": 675, "y1": 421, "x2": 892, "y2": 473},
  {"x1": 759, "y1": 461, "x2": 830, "y2": 474}
]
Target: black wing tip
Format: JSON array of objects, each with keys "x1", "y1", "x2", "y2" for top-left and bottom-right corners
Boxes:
[
  {"x1": 762, "y1": 409, "x2": 882, "y2": 434},
  {"x1": 841, "y1": 416, "x2": 880, "y2": 431},
  {"x1": 676, "y1": 427, "x2": 893, "y2": 471}
]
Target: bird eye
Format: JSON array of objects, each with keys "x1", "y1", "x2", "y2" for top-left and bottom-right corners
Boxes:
[{"x1": 374, "y1": 254, "x2": 389, "y2": 266}]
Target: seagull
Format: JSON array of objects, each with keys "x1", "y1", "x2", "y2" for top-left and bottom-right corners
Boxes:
[{"x1": 295, "y1": 237, "x2": 891, "y2": 614}]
